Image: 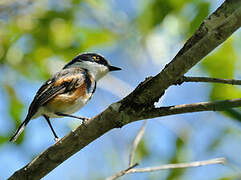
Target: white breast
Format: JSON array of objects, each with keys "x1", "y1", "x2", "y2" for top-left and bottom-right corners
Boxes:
[{"x1": 32, "y1": 94, "x2": 91, "y2": 119}]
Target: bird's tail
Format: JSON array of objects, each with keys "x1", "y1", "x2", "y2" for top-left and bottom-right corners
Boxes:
[{"x1": 9, "y1": 117, "x2": 31, "y2": 142}]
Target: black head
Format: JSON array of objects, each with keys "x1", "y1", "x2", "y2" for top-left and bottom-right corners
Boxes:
[{"x1": 63, "y1": 53, "x2": 121, "y2": 71}]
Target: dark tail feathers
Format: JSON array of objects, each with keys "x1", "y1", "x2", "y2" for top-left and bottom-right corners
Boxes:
[{"x1": 9, "y1": 117, "x2": 31, "y2": 142}]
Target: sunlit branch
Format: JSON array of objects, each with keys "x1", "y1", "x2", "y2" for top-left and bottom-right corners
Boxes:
[
  {"x1": 176, "y1": 76, "x2": 241, "y2": 85},
  {"x1": 141, "y1": 98, "x2": 241, "y2": 119},
  {"x1": 128, "y1": 158, "x2": 226, "y2": 173},
  {"x1": 106, "y1": 158, "x2": 225, "y2": 180}
]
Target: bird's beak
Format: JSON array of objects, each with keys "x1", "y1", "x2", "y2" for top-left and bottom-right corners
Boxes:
[{"x1": 108, "y1": 65, "x2": 122, "y2": 71}]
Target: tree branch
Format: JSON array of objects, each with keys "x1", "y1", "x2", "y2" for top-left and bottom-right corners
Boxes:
[
  {"x1": 107, "y1": 121, "x2": 146, "y2": 180},
  {"x1": 121, "y1": 0, "x2": 241, "y2": 107},
  {"x1": 107, "y1": 115, "x2": 226, "y2": 180},
  {"x1": 176, "y1": 76, "x2": 241, "y2": 85},
  {"x1": 107, "y1": 158, "x2": 225, "y2": 180},
  {"x1": 127, "y1": 158, "x2": 226, "y2": 173},
  {"x1": 8, "y1": 1, "x2": 241, "y2": 179},
  {"x1": 141, "y1": 98, "x2": 241, "y2": 120}
]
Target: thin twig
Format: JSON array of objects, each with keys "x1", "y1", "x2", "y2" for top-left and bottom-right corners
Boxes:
[
  {"x1": 129, "y1": 121, "x2": 147, "y2": 167},
  {"x1": 176, "y1": 76, "x2": 241, "y2": 85},
  {"x1": 141, "y1": 98, "x2": 241, "y2": 119},
  {"x1": 106, "y1": 158, "x2": 226, "y2": 180},
  {"x1": 105, "y1": 163, "x2": 139, "y2": 180},
  {"x1": 128, "y1": 157, "x2": 226, "y2": 173}
]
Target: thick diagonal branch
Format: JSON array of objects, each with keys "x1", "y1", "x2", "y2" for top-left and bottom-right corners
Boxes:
[
  {"x1": 8, "y1": 1, "x2": 241, "y2": 180},
  {"x1": 121, "y1": 0, "x2": 241, "y2": 107}
]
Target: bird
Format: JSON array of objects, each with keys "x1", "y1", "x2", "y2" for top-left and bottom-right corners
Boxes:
[{"x1": 9, "y1": 53, "x2": 121, "y2": 142}]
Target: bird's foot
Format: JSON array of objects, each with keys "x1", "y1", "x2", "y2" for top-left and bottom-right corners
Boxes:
[
  {"x1": 55, "y1": 112, "x2": 89, "y2": 127},
  {"x1": 81, "y1": 117, "x2": 90, "y2": 128},
  {"x1": 54, "y1": 137, "x2": 61, "y2": 142}
]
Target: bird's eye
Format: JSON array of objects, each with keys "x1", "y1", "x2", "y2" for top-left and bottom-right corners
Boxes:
[{"x1": 93, "y1": 56, "x2": 100, "y2": 61}]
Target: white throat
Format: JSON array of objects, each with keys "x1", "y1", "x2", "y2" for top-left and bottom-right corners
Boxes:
[{"x1": 67, "y1": 61, "x2": 109, "y2": 81}]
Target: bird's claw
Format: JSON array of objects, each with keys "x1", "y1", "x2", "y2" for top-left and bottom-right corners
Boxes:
[
  {"x1": 54, "y1": 137, "x2": 60, "y2": 142},
  {"x1": 82, "y1": 117, "x2": 89, "y2": 128}
]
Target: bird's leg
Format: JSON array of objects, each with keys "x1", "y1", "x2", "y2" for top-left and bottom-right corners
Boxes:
[
  {"x1": 55, "y1": 112, "x2": 89, "y2": 126},
  {"x1": 55, "y1": 112, "x2": 89, "y2": 121},
  {"x1": 43, "y1": 115, "x2": 60, "y2": 142}
]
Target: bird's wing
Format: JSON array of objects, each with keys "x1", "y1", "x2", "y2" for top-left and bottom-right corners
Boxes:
[{"x1": 27, "y1": 68, "x2": 87, "y2": 119}]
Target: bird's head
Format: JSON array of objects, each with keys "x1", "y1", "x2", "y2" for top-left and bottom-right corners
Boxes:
[{"x1": 63, "y1": 53, "x2": 121, "y2": 80}]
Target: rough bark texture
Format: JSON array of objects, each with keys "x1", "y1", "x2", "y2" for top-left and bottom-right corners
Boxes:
[
  {"x1": 121, "y1": 0, "x2": 241, "y2": 107},
  {"x1": 8, "y1": 0, "x2": 241, "y2": 179}
]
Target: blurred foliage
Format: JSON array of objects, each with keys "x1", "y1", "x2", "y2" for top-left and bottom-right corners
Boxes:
[
  {"x1": 0, "y1": 0, "x2": 240, "y2": 179},
  {"x1": 225, "y1": 109, "x2": 241, "y2": 122},
  {"x1": 208, "y1": 127, "x2": 241, "y2": 153},
  {"x1": 202, "y1": 39, "x2": 239, "y2": 98},
  {"x1": 218, "y1": 174, "x2": 241, "y2": 180},
  {"x1": 4, "y1": 83, "x2": 24, "y2": 143},
  {"x1": 0, "y1": 135, "x2": 8, "y2": 146},
  {"x1": 166, "y1": 132, "x2": 189, "y2": 180},
  {"x1": 4, "y1": 84, "x2": 23, "y2": 125},
  {"x1": 202, "y1": 39, "x2": 241, "y2": 122},
  {"x1": 189, "y1": 1, "x2": 210, "y2": 35},
  {"x1": 134, "y1": 139, "x2": 150, "y2": 163},
  {"x1": 207, "y1": 129, "x2": 226, "y2": 152}
]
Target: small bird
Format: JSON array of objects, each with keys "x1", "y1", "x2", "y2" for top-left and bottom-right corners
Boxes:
[{"x1": 10, "y1": 53, "x2": 121, "y2": 142}]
